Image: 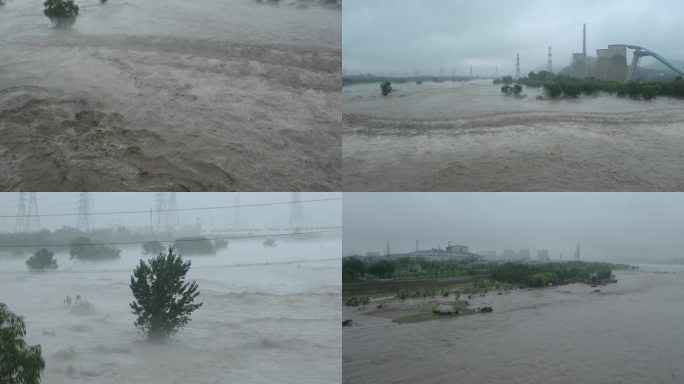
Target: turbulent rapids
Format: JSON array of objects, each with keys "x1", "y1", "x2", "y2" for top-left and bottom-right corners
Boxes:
[
  {"x1": 0, "y1": 0, "x2": 341, "y2": 191},
  {"x1": 343, "y1": 80, "x2": 684, "y2": 191}
]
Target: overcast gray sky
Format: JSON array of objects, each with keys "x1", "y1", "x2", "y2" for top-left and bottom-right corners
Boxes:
[
  {"x1": 343, "y1": 193, "x2": 684, "y2": 262},
  {"x1": 0, "y1": 193, "x2": 341, "y2": 232},
  {"x1": 343, "y1": 0, "x2": 684, "y2": 76}
]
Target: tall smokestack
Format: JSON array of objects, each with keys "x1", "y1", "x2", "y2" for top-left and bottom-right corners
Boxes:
[{"x1": 583, "y1": 23, "x2": 586, "y2": 56}]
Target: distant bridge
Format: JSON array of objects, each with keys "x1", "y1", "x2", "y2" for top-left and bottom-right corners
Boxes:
[{"x1": 627, "y1": 45, "x2": 684, "y2": 81}]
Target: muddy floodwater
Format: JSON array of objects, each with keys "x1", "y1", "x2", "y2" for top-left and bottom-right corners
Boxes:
[
  {"x1": 0, "y1": 0, "x2": 341, "y2": 191},
  {"x1": 343, "y1": 264, "x2": 684, "y2": 384},
  {"x1": 343, "y1": 80, "x2": 684, "y2": 191},
  {"x1": 0, "y1": 236, "x2": 341, "y2": 383}
]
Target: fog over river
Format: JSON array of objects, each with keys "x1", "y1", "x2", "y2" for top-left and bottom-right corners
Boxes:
[
  {"x1": 0, "y1": 236, "x2": 341, "y2": 383},
  {"x1": 0, "y1": 0, "x2": 341, "y2": 191},
  {"x1": 343, "y1": 264, "x2": 684, "y2": 384},
  {"x1": 343, "y1": 80, "x2": 684, "y2": 191}
]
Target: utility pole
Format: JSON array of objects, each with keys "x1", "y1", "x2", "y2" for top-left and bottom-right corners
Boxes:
[
  {"x1": 547, "y1": 46, "x2": 553, "y2": 73},
  {"x1": 515, "y1": 53, "x2": 521, "y2": 80}
]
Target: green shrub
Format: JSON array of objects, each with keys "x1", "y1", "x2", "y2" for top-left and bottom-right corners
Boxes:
[
  {"x1": 44, "y1": 0, "x2": 79, "y2": 28},
  {"x1": 380, "y1": 81, "x2": 392, "y2": 96},
  {"x1": 130, "y1": 249, "x2": 203, "y2": 341},
  {"x1": 142, "y1": 241, "x2": 164, "y2": 255},
  {"x1": 69, "y1": 237, "x2": 121, "y2": 261},
  {"x1": 172, "y1": 237, "x2": 217, "y2": 255},
  {"x1": 26, "y1": 248, "x2": 58, "y2": 271}
]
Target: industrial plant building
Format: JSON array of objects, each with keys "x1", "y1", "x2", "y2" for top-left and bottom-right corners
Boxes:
[{"x1": 363, "y1": 241, "x2": 481, "y2": 262}]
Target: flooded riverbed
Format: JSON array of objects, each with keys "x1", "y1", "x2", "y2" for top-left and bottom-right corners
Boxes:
[
  {"x1": 343, "y1": 264, "x2": 684, "y2": 384},
  {"x1": 0, "y1": 0, "x2": 341, "y2": 191},
  {"x1": 343, "y1": 80, "x2": 684, "y2": 191},
  {"x1": 0, "y1": 236, "x2": 341, "y2": 383}
]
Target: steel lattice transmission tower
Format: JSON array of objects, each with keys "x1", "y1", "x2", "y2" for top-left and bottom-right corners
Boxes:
[
  {"x1": 27, "y1": 193, "x2": 40, "y2": 231},
  {"x1": 574, "y1": 243, "x2": 581, "y2": 261},
  {"x1": 76, "y1": 192, "x2": 92, "y2": 232},
  {"x1": 547, "y1": 46, "x2": 553, "y2": 73},
  {"x1": 15, "y1": 193, "x2": 28, "y2": 233},
  {"x1": 167, "y1": 192, "x2": 179, "y2": 230},
  {"x1": 515, "y1": 53, "x2": 521, "y2": 80},
  {"x1": 153, "y1": 193, "x2": 179, "y2": 235},
  {"x1": 154, "y1": 192, "x2": 166, "y2": 234},
  {"x1": 290, "y1": 192, "x2": 303, "y2": 233}
]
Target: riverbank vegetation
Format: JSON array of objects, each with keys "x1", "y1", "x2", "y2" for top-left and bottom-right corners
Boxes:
[
  {"x1": 494, "y1": 71, "x2": 684, "y2": 100},
  {"x1": 343, "y1": 256, "x2": 634, "y2": 297}
]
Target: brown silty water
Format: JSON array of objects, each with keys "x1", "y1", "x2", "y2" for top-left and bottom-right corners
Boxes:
[
  {"x1": 0, "y1": 0, "x2": 341, "y2": 191},
  {"x1": 343, "y1": 265, "x2": 684, "y2": 384},
  {"x1": 343, "y1": 80, "x2": 684, "y2": 191}
]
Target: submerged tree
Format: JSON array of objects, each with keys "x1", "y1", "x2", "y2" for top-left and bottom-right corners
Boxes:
[
  {"x1": 43, "y1": 0, "x2": 79, "y2": 28},
  {"x1": 380, "y1": 81, "x2": 392, "y2": 96},
  {"x1": 26, "y1": 248, "x2": 58, "y2": 272},
  {"x1": 142, "y1": 241, "x2": 164, "y2": 255},
  {"x1": 129, "y1": 248, "x2": 203, "y2": 341},
  {"x1": 0, "y1": 303, "x2": 45, "y2": 384}
]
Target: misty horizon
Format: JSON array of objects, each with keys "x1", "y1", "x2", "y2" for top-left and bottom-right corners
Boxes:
[
  {"x1": 0, "y1": 193, "x2": 341, "y2": 233},
  {"x1": 343, "y1": 0, "x2": 684, "y2": 76},
  {"x1": 343, "y1": 193, "x2": 684, "y2": 263}
]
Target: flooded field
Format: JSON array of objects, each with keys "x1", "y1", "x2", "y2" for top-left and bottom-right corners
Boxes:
[
  {"x1": 0, "y1": 236, "x2": 341, "y2": 384},
  {"x1": 343, "y1": 80, "x2": 684, "y2": 191},
  {"x1": 343, "y1": 264, "x2": 684, "y2": 384},
  {"x1": 0, "y1": 0, "x2": 341, "y2": 191}
]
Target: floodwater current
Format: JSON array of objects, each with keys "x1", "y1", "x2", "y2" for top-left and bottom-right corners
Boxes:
[
  {"x1": 0, "y1": 0, "x2": 341, "y2": 191},
  {"x1": 0, "y1": 236, "x2": 341, "y2": 384},
  {"x1": 343, "y1": 80, "x2": 684, "y2": 191},
  {"x1": 343, "y1": 264, "x2": 684, "y2": 384}
]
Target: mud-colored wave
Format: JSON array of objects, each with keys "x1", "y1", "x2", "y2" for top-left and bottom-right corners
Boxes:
[{"x1": 0, "y1": 86, "x2": 240, "y2": 191}]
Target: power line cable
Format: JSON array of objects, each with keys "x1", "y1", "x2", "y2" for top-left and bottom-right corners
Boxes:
[
  {"x1": 0, "y1": 229, "x2": 341, "y2": 249},
  {"x1": 0, "y1": 197, "x2": 341, "y2": 219}
]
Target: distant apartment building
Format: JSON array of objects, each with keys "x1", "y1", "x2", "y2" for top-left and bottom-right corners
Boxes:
[
  {"x1": 537, "y1": 249, "x2": 551, "y2": 263},
  {"x1": 478, "y1": 250, "x2": 498, "y2": 260},
  {"x1": 518, "y1": 248, "x2": 531, "y2": 261},
  {"x1": 500, "y1": 249, "x2": 517, "y2": 261}
]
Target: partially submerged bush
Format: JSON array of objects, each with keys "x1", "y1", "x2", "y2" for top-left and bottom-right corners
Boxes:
[
  {"x1": 44, "y1": 0, "x2": 79, "y2": 28},
  {"x1": 26, "y1": 248, "x2": 58, "y2": 271},
  {"x1": 69, "y1": 237, "x2": 121, "y2": 261},
  {"x1": 380, "y1": 81, "x2": 392, "y2": 96},
  {"x1": 142, "y1": 241, "x2": 164, "y2": 255},
  {"x1": 172, "y1": 236, "x2": 217, "y2": 255}
]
